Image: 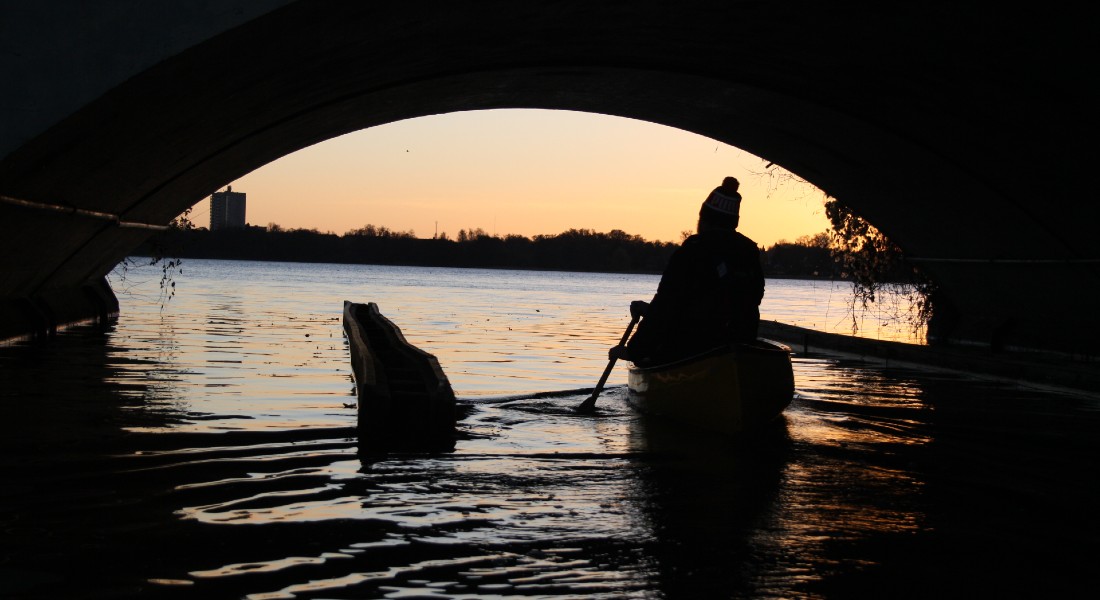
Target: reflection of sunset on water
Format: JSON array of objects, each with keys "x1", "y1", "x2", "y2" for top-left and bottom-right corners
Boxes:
[
  {"x1": 107, "y1": 260, "x2": 931, "y2": 436},
  {"x1": 1, "y1": 259, "x2": 1094, "y2": 598}
]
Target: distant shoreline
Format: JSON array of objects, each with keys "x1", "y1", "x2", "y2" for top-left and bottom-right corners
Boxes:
[
  {"x1": 127, "y1": 254, "x2": 844, "y2": 282},
  {"x1": 139, "y1": 225, "x2": 841, "y2": 281}
]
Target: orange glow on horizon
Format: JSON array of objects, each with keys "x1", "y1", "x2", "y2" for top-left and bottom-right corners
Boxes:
[{"x1": 191, "y1": 110, "x2": 831, "y2": 247}]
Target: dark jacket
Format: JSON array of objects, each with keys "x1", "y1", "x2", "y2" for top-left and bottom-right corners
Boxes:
[{"x1": 626, "y1": 229, "x2": 764, "y2": 366}]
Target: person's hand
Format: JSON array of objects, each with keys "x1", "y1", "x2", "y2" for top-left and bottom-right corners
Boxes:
[
  {"x1": 608, "y1": 345, "x2": 629, "y2": 361},
  {"x1": 629, "y1": 300, "x2": 650, "y2": 319}
]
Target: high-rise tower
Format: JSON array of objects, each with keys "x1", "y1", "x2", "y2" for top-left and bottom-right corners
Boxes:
[{"x1": 209, "y1": 186, "x2": 246, "y2": 230}]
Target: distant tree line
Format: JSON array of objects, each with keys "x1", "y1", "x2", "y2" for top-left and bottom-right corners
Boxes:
[
  {"x1": 137, "y1": 197, "x2": 932, "y2": 337},
  {"x1": 760, "y1": 232, "x2": 834, "y2": 279},
  {"x1": 142, "y1": 223, "x2": 843, "y2": 278}
]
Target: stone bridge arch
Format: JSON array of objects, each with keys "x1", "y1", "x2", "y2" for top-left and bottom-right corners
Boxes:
[{"x1": 1, "y1": 1, "x2": 1096, "y2": 354}]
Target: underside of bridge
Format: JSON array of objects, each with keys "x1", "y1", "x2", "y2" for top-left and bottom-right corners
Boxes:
[{"x1": 1, "y1": 1, "x2": 1097, "y2": 357}]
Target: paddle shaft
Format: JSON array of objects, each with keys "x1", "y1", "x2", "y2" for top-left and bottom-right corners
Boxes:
[{"x1": 576, "y1": 316, "x2": 639, "y2": 412}]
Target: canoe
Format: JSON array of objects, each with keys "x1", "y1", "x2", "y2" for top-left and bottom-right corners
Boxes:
[
  {"x1": 626, "y1": 339, "x2": 794, "y2": 435},
  {"x1": 343, "y1": 300, "x2": 456, "y2": 452}
]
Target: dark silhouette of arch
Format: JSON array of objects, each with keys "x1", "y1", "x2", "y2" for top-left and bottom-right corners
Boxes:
[{"x1": 1, "y1": 2, "x2": 1097, "y2": 355}]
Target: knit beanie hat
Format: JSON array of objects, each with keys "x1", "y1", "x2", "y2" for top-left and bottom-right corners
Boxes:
[{"x1": 699, "y1": 177, "x2": 742, "y2": 225}]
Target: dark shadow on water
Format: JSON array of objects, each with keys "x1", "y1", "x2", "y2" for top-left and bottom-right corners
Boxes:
[
  {"x1": 787, "y1": 356, "x2": 1100, "y2": 599},
  {"x1": 907, "y1": 375, "x2": 1100, "y2": 599},
  {"x1": 627, "y1": 414, "x2": 793, "y2": 599},
  {"x1": 0, "y1": 322, "x2": 189, "y2": 457}
]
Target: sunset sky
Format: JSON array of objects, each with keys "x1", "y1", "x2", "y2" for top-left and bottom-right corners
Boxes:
[{"x1": 191, "y1": 109, "x2": 831, "y2": 247}]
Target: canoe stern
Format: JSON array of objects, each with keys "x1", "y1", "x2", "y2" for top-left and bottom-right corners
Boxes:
[{"x1": 627, "y1": 341, "x2": 794, "y2": 434}]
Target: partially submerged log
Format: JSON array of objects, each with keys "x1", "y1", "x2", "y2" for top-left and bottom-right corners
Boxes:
[{"x1": 342, "y1": 301, "x2": 456, "y2": 452}]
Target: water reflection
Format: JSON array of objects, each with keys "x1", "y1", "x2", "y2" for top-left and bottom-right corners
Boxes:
[
  {"x1": 0, "y1": 322, "x2": 183, "y2": 450},
  {"x1": 627, "y1": 414, "x2": 792, "y2": 598},
  {"x1": 144, "y1": 392, "x2": 659, "y2": 598},
  {"x1": 1, "y1": 262, "x2": 1097, "y2": 598}
]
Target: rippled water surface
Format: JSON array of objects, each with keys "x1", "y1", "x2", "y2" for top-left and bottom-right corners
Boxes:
[{"x1": 1, "y1": 260, "x2": 1096, "y2": 599}]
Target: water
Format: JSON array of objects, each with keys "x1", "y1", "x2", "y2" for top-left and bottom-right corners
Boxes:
[{"x1": 1, "y1": 259, "x2": 1096, "y2": 599}]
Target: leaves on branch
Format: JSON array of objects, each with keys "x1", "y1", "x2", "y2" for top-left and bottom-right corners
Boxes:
[{"x1": 824, "y1": 199, "x2": 934, "y2": 337}]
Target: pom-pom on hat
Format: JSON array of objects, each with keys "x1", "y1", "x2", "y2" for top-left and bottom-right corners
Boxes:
[{"x1": 701, "y1": 177, "x2": 742, "y2": 217}]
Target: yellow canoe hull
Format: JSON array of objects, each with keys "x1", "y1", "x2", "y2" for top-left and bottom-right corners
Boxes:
[{"x1": 626, "y1": 340, "x2": 794, "y2": 435}]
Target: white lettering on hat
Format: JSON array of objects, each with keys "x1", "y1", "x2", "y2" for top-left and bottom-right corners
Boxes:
[{"x1": 704, "y1": 190, "x2": 741, "y2": 215}]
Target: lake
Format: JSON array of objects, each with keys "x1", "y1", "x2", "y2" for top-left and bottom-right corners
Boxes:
[{"x1": 0, "y1": 259, "x2": 1095, "y2": 599}]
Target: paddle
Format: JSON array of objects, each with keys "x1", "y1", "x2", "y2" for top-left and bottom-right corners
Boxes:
[{"x1": 575, "y1": 315, "x2": 640, "y2": 413}]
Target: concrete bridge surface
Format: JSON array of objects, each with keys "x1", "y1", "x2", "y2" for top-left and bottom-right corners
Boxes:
[{"x1": 1, "y1": 2, "x2": 1097, "y2": 364}]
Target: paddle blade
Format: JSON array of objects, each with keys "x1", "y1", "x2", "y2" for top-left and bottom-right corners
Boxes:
[{"x1": 574, "y1": 394, "x2": 599, "y2": 413}]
